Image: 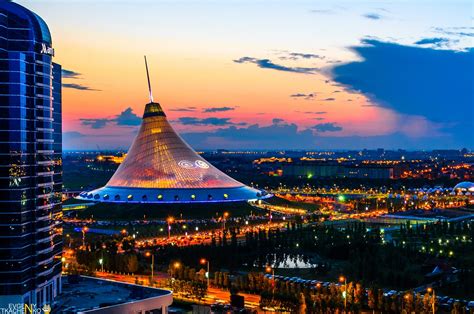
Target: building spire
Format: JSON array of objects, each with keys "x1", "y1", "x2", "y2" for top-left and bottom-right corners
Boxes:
[{"x1": 144, "y1": 55, "x2": 154, "y2": 103}]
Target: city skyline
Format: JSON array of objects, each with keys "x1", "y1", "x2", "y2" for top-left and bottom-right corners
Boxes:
[{"x1": 19, "y1": 0, "x2": 473, "y2": 150}]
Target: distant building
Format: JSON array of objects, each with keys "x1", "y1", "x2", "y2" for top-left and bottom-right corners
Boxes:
[{"x1": 0, "y1": 1, "x2": 62, "y2": 307}]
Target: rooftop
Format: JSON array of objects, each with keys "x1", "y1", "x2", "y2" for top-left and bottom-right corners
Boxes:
[{"x1": 54, "y1": 276, "x2": 172, "y2": 313}]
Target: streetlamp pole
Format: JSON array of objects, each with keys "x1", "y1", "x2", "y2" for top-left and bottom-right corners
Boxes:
[
  {"x1": 82, "y1": 226, "x2": 88, "y2": 249},
  {"x1": 100, "y1": 251, "x2": 104, "y2": 272},
  {"x1": 167, "y1": 217, "x2": 174, "y2": 239},
  {"x1": 151, "y1": 253, "x2": 154, "y2": 282},
  {"x1": 146, "y1": 251, "x2": 155, "y2": 283},
  {"x1": 344, "y1": 278, "x2": 347, "y2": 311},
  {"x1": 339, "y1": 276, "x2": 347, "y2": 312},
  {"x1": 222, "y1": 213, "x2": 227, "y2": 233},
  {"x1": 222, "y1": 212, "x2": 228, "y2": 232},
  {"x1": 266, "y1": 266, "x2": 275, "y2": 298},
  {"x1": 200, "y1": 259, "x2": 210, "y2": 289},
  {"x1": 206, "y1": 260, "x2": 210, "y2": 288},
  {"x1": 172, "y1": 262, "x2": 181, "y2": 282},
  {"x1": 427, "y1": 287, "x2": 435, "y2": 314}
]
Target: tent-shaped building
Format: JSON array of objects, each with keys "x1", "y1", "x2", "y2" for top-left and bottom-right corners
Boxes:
[{"x1": 77, "y1": 59, "x2": 269, "y2": 204}]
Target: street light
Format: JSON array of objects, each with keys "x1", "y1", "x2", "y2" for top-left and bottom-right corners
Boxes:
[
  {"x1": 266, "y1": 266, "x2": 275, "y2": 298},
  {"x1": 427, "y1": 287, "x2": 435, "y2": 314},
  {"x1": 339, "y1": 275, "x2": 347, "y2": 312},
  {"x1": 167, "y1": 217, "x2": 174, "y2": 239},
  {"x1": 200, "y1": 258, "x2": 210, "y2": 288},
  {"x1": 145, "y1": 251, "x2": 155, "y2": 283},
  {"x1": 222, "y1": 212, "x2": 229, "y2": 231},
  {"x1": 171, "y1": 261, "x2": 181, "y2": 281},
  {"x1": 99, "y1": 258, "x2": 104, "y2": 272},
  {"x1": 402, "y1": 293, "x2": 410, "y2": 312},
  {"x1": 66, "y1": 234, "x2": 71, "y2": 247},
  {"x1": 82, "y1": 226, "x2": 89, "y2": 249}
]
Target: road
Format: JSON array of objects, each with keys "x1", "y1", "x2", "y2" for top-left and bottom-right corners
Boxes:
[
  {"x1": 94, "y1": 270, "x2": 261, "y2": 309},
  {"x1": 135, "y1": 221, "x2": 287, "y2": 248}
]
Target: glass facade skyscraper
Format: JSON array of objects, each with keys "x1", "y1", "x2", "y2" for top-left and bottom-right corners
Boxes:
[{"x1": 0, "y1": 1, "x2": 62, "y2": 307}]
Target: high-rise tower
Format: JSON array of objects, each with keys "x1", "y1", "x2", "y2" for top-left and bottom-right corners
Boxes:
[
  {"x1": 0, "y1": 1, "x2": 62, "y2": 307},
  {"x1": 78, "y1": 58, "x2": 269, "y2": 204}
]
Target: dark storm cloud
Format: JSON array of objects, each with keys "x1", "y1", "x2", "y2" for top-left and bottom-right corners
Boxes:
[
  {"x1": 322, "y1": 97, "x2": 335, "y2": 101},
  {"x1": 202, "y1": 106, "x2": 235, "y2": 113},
  {"x1": 312, "y1": 122, "x2": 343, "y2": 132},
  {"x1": 61, "y1": 69, "x2": 81, "y2": 78},
  {"x1": 233, "y1": 57, "x2": 318, "y2": 74},
  {"x1": 330, "y1": 38, "x2": 474, "y2": 146},
  {"x1": 63, "y1": 83, "x2": 100, "y2": 91}
]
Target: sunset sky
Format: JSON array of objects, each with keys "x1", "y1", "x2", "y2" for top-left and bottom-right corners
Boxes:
[{"x1": 19, "y1": 0, "x2": 473, "y2": 150}]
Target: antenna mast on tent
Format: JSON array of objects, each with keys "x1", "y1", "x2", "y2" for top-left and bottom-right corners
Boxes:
[{"x1": 144, "y1": 56, "x2": 154, "y2": 103}]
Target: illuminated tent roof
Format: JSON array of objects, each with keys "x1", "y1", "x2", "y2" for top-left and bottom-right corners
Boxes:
[
  {"x1": 77, "y1": 59, "x2": 269, "y2": 203},
  {"x1": 454, "y1": 181, "x2": 474, "y2": 192}
]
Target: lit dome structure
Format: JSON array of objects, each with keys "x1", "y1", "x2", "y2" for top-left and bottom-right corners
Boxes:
[
  {"x1": 77, "y1": 58, "x2": 270, "y2": 204},
  {"x1": 454, "y1": 181, "x2": 474, "y2": 192}
]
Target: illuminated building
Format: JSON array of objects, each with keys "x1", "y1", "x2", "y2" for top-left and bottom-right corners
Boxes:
[
  {"x1": 78, "y1": 58, "x2": 269, "y2": 203},
  {"x1": 0, "y1": 1, "x2": 62, "y2": 307},
  {"x1": 95, "y1": 153, "x2": 126, "y2": 164},
  {"x1": 454, "y1": 181, "x2": 474, "y2": 193}
]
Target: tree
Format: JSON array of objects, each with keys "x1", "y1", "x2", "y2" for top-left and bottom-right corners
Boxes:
[
  {"x1": 367, "y1": 287, "x2": 376, "y2": 311},
  {"x1": 124, "y1": 254, "x2": 138, "y2": 273},
  {"x1": 190, "y1": 281, "x2": 207, "y2": 302},
  {"x1": 298, "y1": 292, "x2": 306, "y2": 314}
]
